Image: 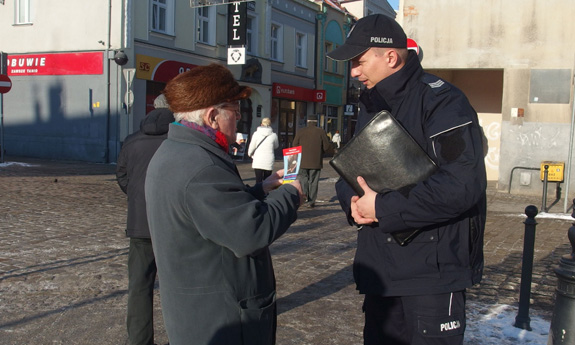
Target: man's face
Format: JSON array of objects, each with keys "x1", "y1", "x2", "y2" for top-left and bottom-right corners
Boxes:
[
  {"x1": 350, "y1": 48, "x2": 393, "y2": 89},
  {"x1": 215, "y1": 101, "x2": 241, "y2": 144}
]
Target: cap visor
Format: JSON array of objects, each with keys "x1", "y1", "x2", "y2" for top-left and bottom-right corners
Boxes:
[{"x1": 326, "y1": 44, "x2": 369, "y2": 61}]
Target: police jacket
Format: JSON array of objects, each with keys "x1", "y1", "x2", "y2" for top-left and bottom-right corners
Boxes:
[
  {"x1": 116, "y1": 107, "x2": 174, "y2": 238},
  {"x1": 335, "y1": 51, "x2": 487, "y2": 297}
]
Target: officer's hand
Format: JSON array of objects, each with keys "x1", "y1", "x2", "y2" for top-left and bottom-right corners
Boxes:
[{"x1": 351, "y1": 176, "x2": 378, "y2": 225}]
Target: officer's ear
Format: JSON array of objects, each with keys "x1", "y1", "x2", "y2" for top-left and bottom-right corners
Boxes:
[{"x1": 388, "y1": 49, "x2": 404, "y2": 68}]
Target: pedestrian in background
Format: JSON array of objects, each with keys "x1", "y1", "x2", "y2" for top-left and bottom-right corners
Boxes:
[
  {"x1": 332, "y1": 130, "x2": 342, "y2": 149},
  {"x1": 248, "y1": 117, "x2": 279, "y2": 183},
  {"x1": 328, "y1": 14, "x2": 487, "y2": 345},
  {"x1": 116, "y1": 94, "x2": 174, "y2": 345},
  {"x1": 292, "y1": 115, "x2": 332, "y2": 208},
  {"x1": 145, "y1": 63, "x2": 304, "y2": 345}
]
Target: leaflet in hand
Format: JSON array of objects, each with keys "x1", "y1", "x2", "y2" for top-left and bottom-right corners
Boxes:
[{"x1": 283, "y1": 146, "x2": 302, "y2": 184}]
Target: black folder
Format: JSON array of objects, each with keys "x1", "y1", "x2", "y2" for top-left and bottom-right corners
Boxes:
[{"x1": 329, "y1": 110, "x2": 437, "y2": 245}]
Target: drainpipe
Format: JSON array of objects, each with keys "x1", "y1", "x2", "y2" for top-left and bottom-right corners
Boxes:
[
  {"x1": 563, "y1": 66, "x2": 575, "y2": 213},
  {"x1": 314, "y1": 4, "x2": 327, "y2": 117},
  {"x1": 104, "y1": 0, "x2": 112, "y2": 163}
]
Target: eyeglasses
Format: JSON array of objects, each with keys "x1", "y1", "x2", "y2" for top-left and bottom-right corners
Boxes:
[{"x1": 216, "y1": 102, "x2": 241, "y2": 120}]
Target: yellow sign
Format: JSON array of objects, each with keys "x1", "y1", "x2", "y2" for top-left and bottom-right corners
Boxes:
[{"x1": 540, "y1": 161, "x2": 564, "y2": 182}]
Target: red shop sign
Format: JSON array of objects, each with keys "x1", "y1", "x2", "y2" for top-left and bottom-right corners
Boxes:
[
  {"x1": 7, "y1": 52, "x2": 104, "y2": 76},
  {"x1": 272, "y1": 83, "x2": 325, "y2": 103}
]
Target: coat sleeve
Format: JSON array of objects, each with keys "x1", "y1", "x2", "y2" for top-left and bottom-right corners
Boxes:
[
  {"x1": 247, "y1": 133, "x2": 257, "y2": 157},
  {"x1": 186, "y1": 164, "x2": 300, "y2": 258},
  {"x1": 292, "y1": 132, "x2": 301, "y2": 146},
  {"x1": 321, "y1": 130, "x2": 334, "y2": 155},
  {"x1": 116, "y1": 146, "x2": 129, "y2": 195},
  {"x1": 335, "y1": 177, "x2": 358, "y2": 226}
]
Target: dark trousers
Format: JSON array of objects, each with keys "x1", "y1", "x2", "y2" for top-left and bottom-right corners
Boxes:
[
  {"x1": 254, "y1": 169, "x2": 272, "y2": 184},
  {"x1": 363, "y1": 291, "x2": 466, "y2": 345},
  {"x1": 299, "y1": 168, "x2": 321, "y2": 204},
  {"x1": 127, "y1": 238, "x2": 157, "y2": 345}
]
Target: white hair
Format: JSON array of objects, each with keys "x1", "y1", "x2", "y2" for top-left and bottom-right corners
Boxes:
[
  {"x1": 174, "y1": 109, "x2": 206, "y2": 124},
  {"x1": 154, "y1": 94, "x2": 169, "y2": 108},
  {"x1": 174, "y1": 103, "x2": 234, "y2": 125}
]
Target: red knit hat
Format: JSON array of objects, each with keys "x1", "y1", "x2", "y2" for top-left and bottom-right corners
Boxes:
[{"x1": 163, "y1": 63, "x2": 252, "y2": 113}]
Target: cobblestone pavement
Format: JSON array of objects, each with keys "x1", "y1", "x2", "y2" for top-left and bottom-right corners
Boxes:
[{"x1": 0, "y1": 156, "x2": 572, "y2": 345}]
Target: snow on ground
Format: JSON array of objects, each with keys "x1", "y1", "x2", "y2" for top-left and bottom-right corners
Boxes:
[{"x1": 465, "y1": 303, "x2": 550, "y2": 344}]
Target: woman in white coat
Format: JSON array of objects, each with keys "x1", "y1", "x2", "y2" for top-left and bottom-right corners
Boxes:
[{"x1": 248, "y1": 117, "x2": 279, "y2": 183}]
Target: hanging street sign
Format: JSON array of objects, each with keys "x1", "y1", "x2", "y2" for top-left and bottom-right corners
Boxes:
[{"x1": 227, "y1": 47, "x2": 245, "y2": 65}]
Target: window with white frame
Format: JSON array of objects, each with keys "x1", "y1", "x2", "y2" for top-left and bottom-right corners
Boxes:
[
  {"x1": 271, "y1": 24, "x2": 283, "y2": 61},
  {"x1": 295, "y1": 32, "x2": 307, "y2": 68},
  {"x1": 151, "y1": 0, "x2": 174, "y2": 35},
  {"x1": 197, "y1": 6, "x2": 216, "y2": 45},
  {"x1": 324, "y1": 42, "x2": 333, "y2": 71},
  {"x1": 332, "y1": 45, "x2": 339, "y2": 73},
  {"x1": 246, "y1": 16, "x2": 258, "y2": 55},
  {"x1": 15, "y1": 0, "x2": 31, "y2": 24}
]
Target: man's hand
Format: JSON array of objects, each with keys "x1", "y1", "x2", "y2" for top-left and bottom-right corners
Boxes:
[
  {"x1": 263, "y1": 169, "x2": 305, "y2": 207},
  {"x1": 289, "y1": 180, "x2": 305, "y2": 207},
  {"x1": 262, "y1": 169, "x2": 285, "y2": 194},
  {"x1": 351, "y1": 176, "x2": 378, "y2": 225}
]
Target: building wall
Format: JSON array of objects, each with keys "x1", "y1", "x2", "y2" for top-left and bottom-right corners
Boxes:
[
  {"x1": 1, "y1": 1, "x2": 126, "y2": 162},
  {"x1": 1, "y1": 0, "x2": 124, "y2": 53},
  {"x1": 399, "y1": 0, "x2": 575, "y2": 196}
]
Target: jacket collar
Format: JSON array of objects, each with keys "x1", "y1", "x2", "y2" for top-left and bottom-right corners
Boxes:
[
  {"x1": 361, "y1": 50, "x2": 423, "y2": 113},
  {"x1": 168, "y1": 123, "x2": 235, "y2": 168}
]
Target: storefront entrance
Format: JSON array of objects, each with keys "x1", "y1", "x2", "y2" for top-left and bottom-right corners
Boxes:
[{"x1": 277, "y1": 99, "x2": 307, "y2": 150}]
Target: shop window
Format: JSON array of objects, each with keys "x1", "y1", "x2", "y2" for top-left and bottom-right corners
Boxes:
[{"x1": 324, "y1": 105, "x2": 339, "y2": 138}]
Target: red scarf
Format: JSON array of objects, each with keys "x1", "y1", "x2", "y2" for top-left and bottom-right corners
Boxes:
[{"x1": 179, "y1": 120, "x2": 229, "y2": 153}]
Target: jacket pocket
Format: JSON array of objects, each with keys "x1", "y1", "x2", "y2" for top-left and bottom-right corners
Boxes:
[
  {"x1": 383, "y1": 229, "x2": 440, "y2": 281},
  {"x1": 238, "y1": 290, "x2": 277, "y2": 345}
]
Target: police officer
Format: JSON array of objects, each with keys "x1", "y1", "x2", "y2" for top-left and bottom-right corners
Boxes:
[{"x1": 328, "y1": 14, "x2": 487, "y2": 345}]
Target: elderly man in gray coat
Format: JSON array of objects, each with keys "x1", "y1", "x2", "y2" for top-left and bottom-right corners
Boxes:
[{"x1": 145, "y1": 64, "x2": 304, "y2": 345}]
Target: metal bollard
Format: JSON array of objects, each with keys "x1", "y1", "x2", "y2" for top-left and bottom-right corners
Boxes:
[
  {"x1": 542, "y1": 165, "x2": 549, "y2": 212},
  {"x1": 514, "y1": 205, "x2": 538, "y2": 331},
  {"x1": 547, "y1": 199, "x2": 575, "y2": 344}
]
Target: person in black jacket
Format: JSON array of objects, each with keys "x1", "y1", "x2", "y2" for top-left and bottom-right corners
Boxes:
[
  {"x1": 328, "y1": 15, "x2": 487, "y2": 345},
  {"x1": 116, "y1": 94, "x2": 175, "y2": 345}
]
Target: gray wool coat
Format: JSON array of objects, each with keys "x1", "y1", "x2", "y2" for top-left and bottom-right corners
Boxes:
[{"x1": 145, "y1": 123, "x2": 300, "y2": 345}]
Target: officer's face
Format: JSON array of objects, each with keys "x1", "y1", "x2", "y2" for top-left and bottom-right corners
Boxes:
[{"x1": 350, "y1": 48, "x2": 395, "y2": 89}]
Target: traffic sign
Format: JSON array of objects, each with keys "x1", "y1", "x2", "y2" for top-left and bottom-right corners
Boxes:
[
  {"x1": 0, "y1": 74, "x2": 11, "y2": 94},
  {"x1": 407, "y1": 38, "x2": 419, "y2": 55}
]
